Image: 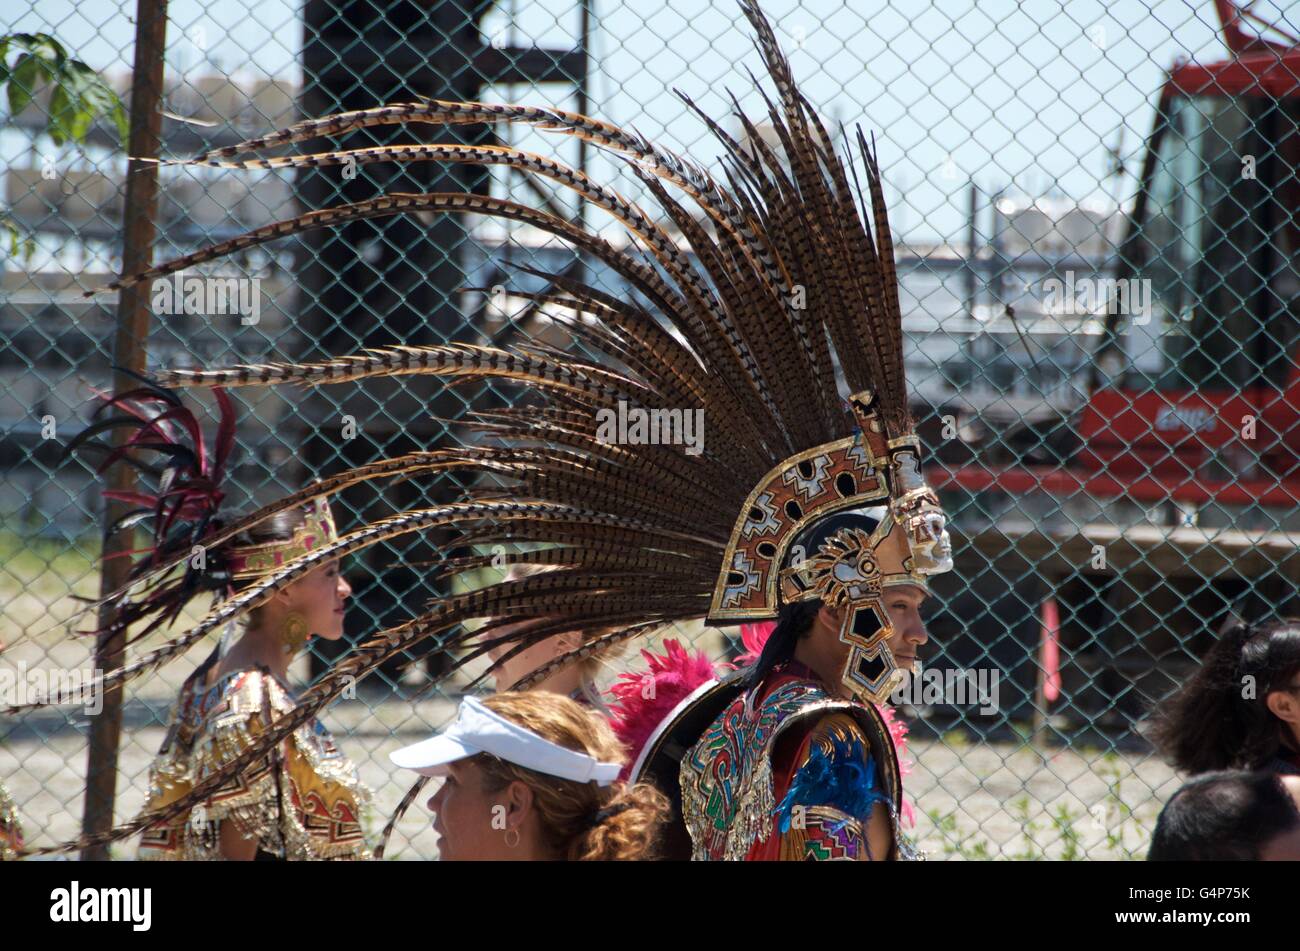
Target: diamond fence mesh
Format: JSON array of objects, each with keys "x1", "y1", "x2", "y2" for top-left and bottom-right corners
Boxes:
[{"x1": 2, "y1": 0, "x2": 1298, "y2": 859}]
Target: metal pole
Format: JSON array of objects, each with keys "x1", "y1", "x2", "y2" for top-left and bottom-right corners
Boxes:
[
  {"x1": 574, "y1": 0, "x2": 592, "y2": 285},
  {"x1": 80, "y1": 0, "x2": 168, "y2": 861},
  {"x1": 963, "y1": 179, "x2": 978, "y2": 318},
  {"x1": 572, "y1": 0, "x2": 587, "y2": 229}
]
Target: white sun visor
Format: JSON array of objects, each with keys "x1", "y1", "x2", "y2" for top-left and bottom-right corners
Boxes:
[{"x1": 389, "y1": 696, "x2": 623, "y2": 786}]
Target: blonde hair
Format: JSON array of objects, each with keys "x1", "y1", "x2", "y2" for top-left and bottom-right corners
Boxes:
[{"x1": 476, "y1": 692, "x2": 668, "y2": 860}]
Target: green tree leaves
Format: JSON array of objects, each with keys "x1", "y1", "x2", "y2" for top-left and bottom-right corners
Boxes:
[
  {"x1": 1, "y1": 33, "x2": 128, "y2": 144},
  {"x1": 1, "y1": 33, "x2": 128, "y2": 259}
]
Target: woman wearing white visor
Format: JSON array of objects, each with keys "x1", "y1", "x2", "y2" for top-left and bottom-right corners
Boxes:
[{"x1": 391, "y1": 692, "x2": 667, "y2": 860}]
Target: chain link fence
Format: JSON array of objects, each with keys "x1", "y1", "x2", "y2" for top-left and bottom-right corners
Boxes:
[{"x1": 2, "y1": 0, "x2": 1298, "y2": 859}]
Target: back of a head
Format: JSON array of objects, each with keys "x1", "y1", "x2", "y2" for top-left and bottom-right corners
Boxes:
[
  {"x1": 497, "y1": 563, "x2": 623, "y2": 683},
  {"x1": 1148, "y1": 769, "x2": 1300, "y2": 861},
  {"x1": 1150, "y1": 619, "x2": 1300, "y2": 774},
  {"x1": 478, "y1": 691, "x2": 668, "y2": 860}
]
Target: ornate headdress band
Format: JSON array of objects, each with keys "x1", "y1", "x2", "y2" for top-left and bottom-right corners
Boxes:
[
  {"x1": 226, "y1": 497, "x2": 338, "y2": 580},
  {"x1": 708, "y1": 389, "x2": 952, "y2": 621}
]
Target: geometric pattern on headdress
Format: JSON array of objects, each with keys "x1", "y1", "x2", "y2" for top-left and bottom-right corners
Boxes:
[
  {"x1": 227, "y1": 497, "x2": 338, "y2": 580},
  {"x1": 709, "y1": 388, "x2": 951, "y2": 620}
]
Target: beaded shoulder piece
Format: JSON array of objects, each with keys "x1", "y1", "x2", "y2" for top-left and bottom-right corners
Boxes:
[
  {"x1": 0, "y1": 782, "x2": 23, "y2": 861},
  {"x1": 678, "y1": 676, "x2": 900, "y2": 860}
]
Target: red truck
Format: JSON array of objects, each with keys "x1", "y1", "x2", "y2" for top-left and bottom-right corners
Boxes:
[
  {"x1": 920, "y1": 1, "x2": 1300, "y2": 734},
  {"x1": 937, "y1": 0, "x2": 1299, "y2": 517}
]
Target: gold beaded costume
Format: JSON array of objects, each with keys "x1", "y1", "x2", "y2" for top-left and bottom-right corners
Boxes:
[
  {"x1": 0, "y1": 782, "x2": 23, "y2": 861},
  {"x1": 139, "y1": 668, "x2": 370, "y2": 860},
  {"x1": 3, "y1": 378, "x2": 371, "y2": 859}
]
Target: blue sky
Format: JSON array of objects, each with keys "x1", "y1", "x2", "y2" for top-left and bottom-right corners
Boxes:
[{"x1": 7, "y1": 0, "x2": 1298, "y2": 242}]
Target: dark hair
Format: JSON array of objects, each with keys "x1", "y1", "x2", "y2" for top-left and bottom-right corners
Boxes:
[
  {"x1": 742, "y1": 600, "x2": 822, "y2": 687},
  {"x1": 1148, "y1": 769, "x2": 1300, "y2": 860},
  {"x1": 1149, "y1": 619, "x2": 1300, "y2": 773}
]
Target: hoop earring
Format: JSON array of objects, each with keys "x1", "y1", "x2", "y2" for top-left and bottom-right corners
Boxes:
[
  {"x1": 281, "y1": 612, "x2": 310, "y2": 656},
  {"x1": 504, "y1": 828, "x2": 520, "y2": 849}
]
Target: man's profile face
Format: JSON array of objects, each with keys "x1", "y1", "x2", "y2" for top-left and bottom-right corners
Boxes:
[
  {"x1": 881, "y1": 585, "x2": 930, "y2": 670},
  {"x1": 815, "y1": 584, "x2": 931, "y2": 697}
]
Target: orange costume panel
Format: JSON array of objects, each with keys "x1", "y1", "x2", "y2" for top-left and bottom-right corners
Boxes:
[{"x1": 138, "y1": 669, "x2": 371, "y2": 860}]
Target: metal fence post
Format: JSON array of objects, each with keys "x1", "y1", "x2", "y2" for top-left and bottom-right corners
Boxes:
[{"x1": 79, "y1": 0, "x2": 168, "y2": 861}]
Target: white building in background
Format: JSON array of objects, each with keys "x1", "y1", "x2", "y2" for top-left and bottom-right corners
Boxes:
[
  {"x1": 0, "y1": 72, "x2": 300, "y2": 533},
  {"x1": 992, "y1": 191, "x2": 1123, "y2": 259}
]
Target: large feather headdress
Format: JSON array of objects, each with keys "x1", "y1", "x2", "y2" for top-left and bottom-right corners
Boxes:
[{"x1": 14, "y1": 0, "x2": 951, "y2": 856}]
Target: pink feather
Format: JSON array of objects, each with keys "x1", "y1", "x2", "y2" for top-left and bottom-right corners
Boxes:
[
  {"x1": 736, "y1": 620, "x2": 776, "y2": 666},
  {"x1": 606, "y1": 639, "x2": 720, "y2": 781},
  {"x1": 605, "y1": 623, "x2": 919, "y2": 827}
]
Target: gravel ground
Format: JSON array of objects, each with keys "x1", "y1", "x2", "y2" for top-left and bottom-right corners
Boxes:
[{"x1": 903, "y1": 732, "x2": 1177, "y2": 859}]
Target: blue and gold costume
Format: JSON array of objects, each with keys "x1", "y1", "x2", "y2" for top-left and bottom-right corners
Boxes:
[{"x1": 680, "y1": 662, "x2": 903, "y2": 861}]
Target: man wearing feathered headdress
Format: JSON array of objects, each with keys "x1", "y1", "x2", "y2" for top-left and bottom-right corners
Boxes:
[{"x1": 15, "y1": 0, "x2": 952, "y2": 861}]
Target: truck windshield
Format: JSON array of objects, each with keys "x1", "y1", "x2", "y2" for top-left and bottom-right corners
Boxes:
[{"x1": 1124, "y1": 91, "x2": 1300, "y2": 392}]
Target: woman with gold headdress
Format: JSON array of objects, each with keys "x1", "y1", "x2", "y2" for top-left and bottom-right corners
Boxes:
[{"x1": 66, "y1": 380, "x2": 371, "y2": 860}]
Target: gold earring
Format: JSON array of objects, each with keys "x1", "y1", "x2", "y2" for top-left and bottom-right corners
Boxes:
[
  {"x1": 281, "y1": 612, "x2": 310, "y2": 656},
  {"x1": 503, "y1": 828, "x2": 520, "y2": 849}
]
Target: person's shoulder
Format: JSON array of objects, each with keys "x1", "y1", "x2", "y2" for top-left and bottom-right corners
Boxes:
[
  {"x1": 215, "y1": 667, "x2": 293, "y2": 711},
  {"x1": 774, "y1": 707, "x2": 875, "y2": 764},
  {"x1": 802, "y1": 710, "x2": 876, "y2": 749},
  {"x1": 756, "y1": 669, "x2": 867, "y2": 739},
  {"x1": 753, "y1": 667, "x2": 836, "y2": 713},
  {"x1": 775, "y1": 710, "x2": 887, "y2": 827}
]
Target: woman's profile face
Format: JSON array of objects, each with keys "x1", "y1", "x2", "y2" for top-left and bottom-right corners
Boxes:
[
  {"x1": 283, "y1": 559, "x2": 351, "y2": 641},
  {"x1": 427, "y1": 759, "x2": 515, "y2": 860}
]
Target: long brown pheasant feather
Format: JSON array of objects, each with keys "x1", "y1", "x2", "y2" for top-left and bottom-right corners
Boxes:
[{"x1": 21, "y1": 0, "x2": 927, "y2": 855}]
